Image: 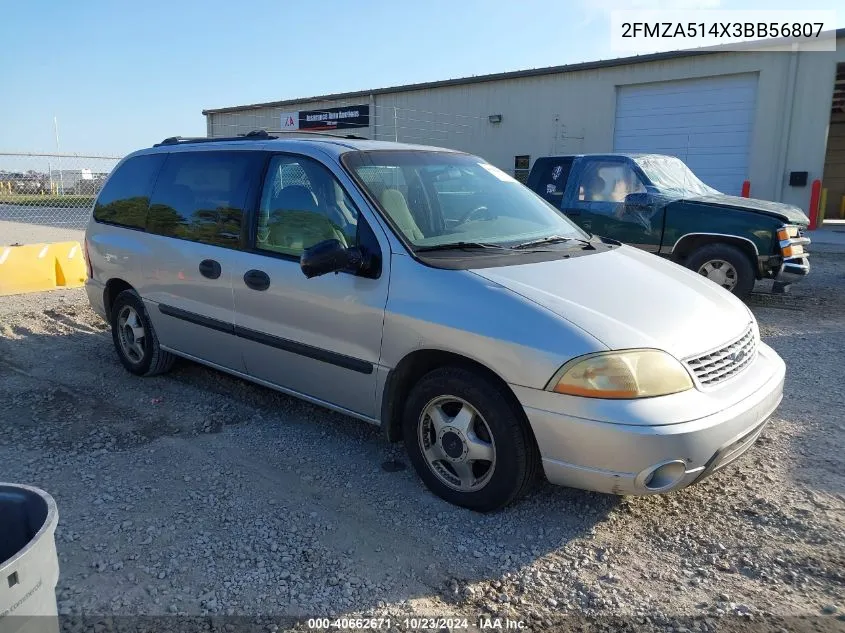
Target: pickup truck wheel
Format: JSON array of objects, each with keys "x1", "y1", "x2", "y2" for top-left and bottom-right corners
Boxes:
[
  {"x1": 686, "y1": 244, "x2": 755, "y2": 298},
  {"x1": 402, "y1": 367, "x2": 539, "y2": 512}
]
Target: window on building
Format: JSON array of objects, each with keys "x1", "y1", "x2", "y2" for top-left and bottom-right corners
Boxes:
[
  {"x1": 93, "y1": 154, "x2": 166, "y2": 229},
  {"x1": 146, "y1": 151, "x2": 263, "y2": 248},
  {"x1": 514, "y1": 155, "x2": 531, "y2": 184},
  {"x1": 256, "y1": 155, "x2": 359, "y2": 257}
]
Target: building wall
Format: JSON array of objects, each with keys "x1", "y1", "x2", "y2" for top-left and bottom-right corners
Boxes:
[
  {"x1": 822, "y1": 111, "x2": 845, "y2": 219},
  {"x1": 207, "y1": 42, "x2": 845, "y2": 211},
  {"x1": 779, "y1": 48, "x2": 844, "y2": 211}
]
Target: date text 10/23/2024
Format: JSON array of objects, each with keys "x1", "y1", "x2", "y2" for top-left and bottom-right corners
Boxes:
[{"x1": 306, "y1": 617, "x2": 528, "y2": 630}]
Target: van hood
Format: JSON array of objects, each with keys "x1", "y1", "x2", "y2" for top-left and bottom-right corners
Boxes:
[
  {"x1": 471, "y1": 246, "x2": 751, "y2": 360},
  {"x1": 685, "y1": 194, "x2": 810, "y2": 225}
]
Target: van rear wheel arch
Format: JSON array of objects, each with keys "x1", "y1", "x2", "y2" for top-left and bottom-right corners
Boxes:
[{"x1": 103, "y1": 278, "x2": 135, "y2": 319}]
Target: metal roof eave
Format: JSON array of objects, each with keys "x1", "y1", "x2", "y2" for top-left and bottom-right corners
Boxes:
[{"x1": 203, "y1": 28, "x2": 844, "y2": 116}]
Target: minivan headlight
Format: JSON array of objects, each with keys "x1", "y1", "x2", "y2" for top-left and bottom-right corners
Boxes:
[{"x1": 548, "y1": 350, "x2": 694, "y2": 399}]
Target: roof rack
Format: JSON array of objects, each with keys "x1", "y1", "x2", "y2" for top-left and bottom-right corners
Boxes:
[{"x1": 153, "y1": 129, "x2": 277, "y2": 147}]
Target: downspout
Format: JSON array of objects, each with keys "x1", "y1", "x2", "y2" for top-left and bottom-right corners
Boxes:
[
  {"x1": 369, "y1": 93, "x2": 376, "y2": 140},
  {"x1": 774, "y1": 44, "x2": 799, "y2": 201}
]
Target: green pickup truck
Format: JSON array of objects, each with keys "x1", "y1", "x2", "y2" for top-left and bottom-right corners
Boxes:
[{"x1": 526, "y1": 153, "x2": 811, "y2": 297}]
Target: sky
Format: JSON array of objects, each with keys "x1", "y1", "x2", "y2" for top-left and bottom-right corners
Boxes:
[{"x1": 0, "y1": 0, "x2": 842, "y2": 158}]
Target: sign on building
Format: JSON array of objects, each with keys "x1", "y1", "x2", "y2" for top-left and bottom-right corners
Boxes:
[
  {"x1": 280, "y1": 105, "x2": 370, "y2": 132},
  {"x1": 279, "y1": 112, "x2": 299, "y2": 131}
]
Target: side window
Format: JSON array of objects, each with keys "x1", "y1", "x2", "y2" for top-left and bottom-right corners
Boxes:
[
  {"x1": 531, "y1": 159, "x2": 572, "y2": 206},
  {"x1": 256, "y1": 155, "x2": 359, "y2": 257},
  {"x1": 146, "y1": 151, "x2": 262, "y2": 248},
  {"x1": 93, "y1": 154, "x2": 165, "y2": 229},
  {"x1": 574, "y1": 161, "x2": 646, "y2": 208}
]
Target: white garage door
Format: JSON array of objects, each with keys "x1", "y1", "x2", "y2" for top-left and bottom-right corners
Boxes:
[{"x1": 613, "y1": 74, "x2": 758, "y2": 196}]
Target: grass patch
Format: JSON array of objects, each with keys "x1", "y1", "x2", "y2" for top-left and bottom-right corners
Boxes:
[{"x1": 0, "y1": 194, "x2": 95, "y2": 207}]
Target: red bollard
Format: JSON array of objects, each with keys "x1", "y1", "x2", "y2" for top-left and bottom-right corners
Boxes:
[
  {"x1": 808, "y1": 180, "x2": 822, "y2": 230},
  {"x1": 741, "y1": 180, "x2": 751, "y2": 198}
]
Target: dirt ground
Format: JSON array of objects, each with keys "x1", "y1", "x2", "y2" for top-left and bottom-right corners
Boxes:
[{"x1": 0, "y1": 224, "x2": 843, "y2": 632}]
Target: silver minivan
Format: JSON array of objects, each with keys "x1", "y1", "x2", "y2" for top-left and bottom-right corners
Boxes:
[{"x1": 84, "y1": 133, "x2": 785, "y2": 511}]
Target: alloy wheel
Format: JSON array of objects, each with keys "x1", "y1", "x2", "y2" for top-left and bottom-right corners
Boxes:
[
  {"x1": 417, "y1": 396, "x2": 496, "y2": 492},
  {"x1": 116, "y1": 305, "x2": 146, "y2": 363},
  {"x1": 697, "y1": 259, "x2": 738, "y2": 291}
]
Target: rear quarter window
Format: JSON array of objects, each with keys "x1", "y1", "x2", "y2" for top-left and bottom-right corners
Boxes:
[
  {"x1": 145, "y1": 151, "x2": 263, "y2": 248},
  {"x1": 528, "y1": 158, "x2": 572, "y2": 207},
  {"x1": 93, "y1": 154, "x2": 166, "y2": 229}
]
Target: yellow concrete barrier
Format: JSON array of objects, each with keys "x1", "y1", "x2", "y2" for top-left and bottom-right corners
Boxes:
[{"x1": 0, "y1": 241, "x2": 87, "y2": 296}]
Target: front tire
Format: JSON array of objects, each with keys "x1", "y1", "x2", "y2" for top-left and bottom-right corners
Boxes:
[
  {"x1": 402, "y1": 367, "x2": 539, "y2": 512},
  {"x1": 110, "y1": 290, "x2": 175, "y2": 377},
  {"x1": 686, "y1": 243, "x2": 756, "y2": 298}
]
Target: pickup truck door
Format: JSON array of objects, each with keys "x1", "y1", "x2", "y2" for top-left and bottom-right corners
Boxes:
[{"x1": 560, "y1": 157, "x2": 664, "y2": 253}]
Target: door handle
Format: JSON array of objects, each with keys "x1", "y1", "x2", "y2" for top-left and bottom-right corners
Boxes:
[
  {"x1": 198, "y1": 259, "x2": 222, "y2": 280},
  {"x1": 243, "y1": 269, "x2": 270, "y2": 291},
  {"x1": 565, "y1": 210, "x2": 581, "y2": 217}
]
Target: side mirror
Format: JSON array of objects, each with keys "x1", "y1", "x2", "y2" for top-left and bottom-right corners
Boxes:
[
  {"x1": 300, "y1": 239, "x2": 362, "y2": 279},
  {"x1": 624, "y1": 192, "x2": 654, "y2": 207}
]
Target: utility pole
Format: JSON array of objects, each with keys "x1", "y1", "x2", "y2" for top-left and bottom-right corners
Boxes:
[{"x1": 54, "y1": 116, "x2": 64, "y2": 195}]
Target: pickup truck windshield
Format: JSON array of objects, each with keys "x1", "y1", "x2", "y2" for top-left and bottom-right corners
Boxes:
[
  {"x1": 343, "y1": 151, "x2": 588, "y2": 250},
  {"x1": 634, "y1": 155, "x2": 720, "y2": 197}
]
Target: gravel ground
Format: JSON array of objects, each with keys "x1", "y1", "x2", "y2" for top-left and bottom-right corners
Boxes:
[{"x1": 0, "y1": 237, "x2": 843, "y2": 631}]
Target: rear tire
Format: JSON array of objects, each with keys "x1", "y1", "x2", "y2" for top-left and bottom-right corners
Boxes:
[
  {"x1": 110, "y1": 290, "x2": 175, "y2": 377},
  {"x1": 686, "y1": 243, "x2": 755, "y2": 298},
  {"x1": 402, "y1": 367, "x2": 539, "y2": 512}
]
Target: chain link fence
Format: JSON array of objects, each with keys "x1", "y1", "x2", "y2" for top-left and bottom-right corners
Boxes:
[{"x1": 0, "y1": 152, "x2": 121, "y2": 230}]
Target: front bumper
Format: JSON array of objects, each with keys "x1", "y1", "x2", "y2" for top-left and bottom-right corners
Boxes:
[
  {"x1": 774, "y1": 257, "x2": 810, "y2": 284},
  {"x1": 514, "y1": 342, "x2": 785, "y2": 496},
  {"x1": 772, "y1": 231, "x2": 811, "y2": 284}
]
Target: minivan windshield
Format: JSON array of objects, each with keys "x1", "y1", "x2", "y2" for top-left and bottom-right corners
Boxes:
[
  {"x1": 343, "y1": 151, "x2": 589, "y2": 250},
  {"x1": 633, "y1": 155, "x2": 720, "y2": 197}
]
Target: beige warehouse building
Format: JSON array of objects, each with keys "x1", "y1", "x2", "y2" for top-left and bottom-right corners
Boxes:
[{"x1": 204, "y1": 31, "x2": 845, "y2": 219}]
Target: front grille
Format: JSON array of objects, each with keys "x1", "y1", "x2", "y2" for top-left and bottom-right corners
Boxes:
[{"x1": 685, "y1": 326, "x2": 757, "y2": 387}]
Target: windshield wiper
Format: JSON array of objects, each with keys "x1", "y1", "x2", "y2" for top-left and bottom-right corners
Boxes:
[
  {"x1": 415, "y1": 241, "x2": 514, "y2": 252},
  {"x1": 513, "y1": 235, "x2": 595, "y2": 250}
]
